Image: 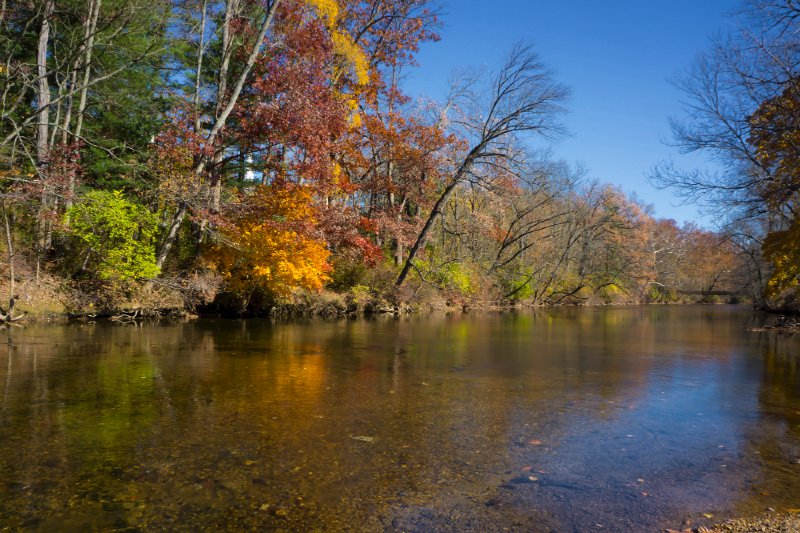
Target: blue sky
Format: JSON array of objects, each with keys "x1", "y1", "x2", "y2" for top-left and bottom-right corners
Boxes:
[{"x1": 403, "y1": 0, "x2": 739, "y2": 226}]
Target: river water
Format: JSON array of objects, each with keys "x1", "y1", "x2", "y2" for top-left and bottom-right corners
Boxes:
[{"x1": 1, "y1": 306, "x2": 799, "y2": 532}]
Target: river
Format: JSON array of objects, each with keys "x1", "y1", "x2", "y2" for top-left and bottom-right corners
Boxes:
[{"x1": 1, "y1": 306, "x2": 799, "y2": 531}]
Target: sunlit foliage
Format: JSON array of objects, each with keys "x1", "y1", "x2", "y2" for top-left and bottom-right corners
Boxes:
[
  {"x1": 66, "y1": 191, "x2": 160, "y2": 282},
  {"x1": 208, "y1": 183, "x2": 332, "y2": 300}
]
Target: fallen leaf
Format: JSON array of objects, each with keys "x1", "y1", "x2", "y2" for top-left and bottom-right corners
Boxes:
[
  {"x1": 520, "y1": 465, "x2": 532, "y2": 473},
  {"x1": 528, "y1": 439, "x2": 543, "y2": 446},
  {"x1": 351, "y1": 436, "x2": 374, "y2": 443},
  {"x1": 702, "y1": 513, "x2": 714, "y2": 519}
]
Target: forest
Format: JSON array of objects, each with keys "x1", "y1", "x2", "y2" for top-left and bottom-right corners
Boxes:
[{"x1": 0, "y1": 0, "x2": 795, "y2": 320}]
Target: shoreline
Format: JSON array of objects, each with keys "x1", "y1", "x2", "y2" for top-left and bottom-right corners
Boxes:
[
  {"x1": 672, "y1": 512, "x2": 800, "y2": 533},
  {"x1": 3, "y1": 299, "x2": 761, "y2": 326}
]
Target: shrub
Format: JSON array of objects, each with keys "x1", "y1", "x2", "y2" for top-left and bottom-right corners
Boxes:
[{"x1": 66, "y1": 190, "x2": 160, "y2": 283}]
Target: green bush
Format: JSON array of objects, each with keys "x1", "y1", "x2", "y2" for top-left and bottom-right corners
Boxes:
[
  {"x1": 413, "y1": 259, "x2": 473, "y2": 295},
  {"x1": 328, "y1": 255, "x2": 369, "y2": 291},
  {"x1": 441, "y1": 262, "x2": 472, "y2": 295},
  {"x1": 66, "y1": 190, "x2": 160, "y2": 282}
]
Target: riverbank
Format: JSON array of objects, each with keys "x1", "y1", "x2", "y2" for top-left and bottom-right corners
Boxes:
[{"x1": 0, "y1": 273, "x2": 755, "y2": 325}]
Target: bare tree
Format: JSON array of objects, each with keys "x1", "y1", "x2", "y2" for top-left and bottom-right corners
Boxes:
[
  {"x1": 395, "y1": 42, "x2": 569, "y2": 287},
  {"x1": 651, "y1": 0, "x2": 800, "y2": 224},
  {"x1": 650, "y1": 0, "x2": 800, "y2": 304}
]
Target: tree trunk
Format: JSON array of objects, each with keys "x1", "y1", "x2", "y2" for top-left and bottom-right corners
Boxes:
[
  {"x1": 61, "y1": 68, "x2": 78, "y2": 144},
  {"x1": 395, "y1": 178, "x2": 461, "y2": 287},
  {"x1": 193, "y1": 0, "x2": 208, "y2": 134},
  {"x1": 216, "y1": 0, "x2": 236, "y2": 120},
  {"x1": 73, "y1": 0, "x2": 101, "y2": 142},
  {"x1": 156, "y1": 203, "x2": 187, "y2": 270},
  {"x1": 396, "y1": 148, "x2": 480, "y2": 288},
  {"x1": 35, "y1": 0, "x2": 54, "y2": 275},
  {"x1": 2, "y1": 201, "x2": 14, "y2": 300},
  {"x1": 49, "y1": 78, "x2": 63, "y2": 147},
  {"x1": 35, "y1": 0, "x2": 54, "y2": 165},
  {"x1": 66, "y1": 0, "x2": 100, "y2": 213},
  {"x1": 0, "y1": 201, "x2": 24, "y2": 323}
]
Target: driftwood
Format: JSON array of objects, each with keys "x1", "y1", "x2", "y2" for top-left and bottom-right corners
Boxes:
[
  {"x1": 0, "y1": 295, "x2": 27, "y2": 323},
  {"x1": 110, "y1": 309, "x2": 140, "y2": 323},
  {"x1": 749, "y1": 315, "x2": 800, "y2": 334}
]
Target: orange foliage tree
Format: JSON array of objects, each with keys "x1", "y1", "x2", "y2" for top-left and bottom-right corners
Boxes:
[{"x1": 207, "y1": 183, "x2": 331, "y2": 305}]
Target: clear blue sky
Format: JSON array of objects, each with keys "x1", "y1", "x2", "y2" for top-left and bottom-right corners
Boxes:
[{"x1": 403, "y1": 0, "x2": 739, "y2": 226}]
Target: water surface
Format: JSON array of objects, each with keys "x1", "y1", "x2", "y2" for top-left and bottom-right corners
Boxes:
[{"x1": 1, "y1": 306, "x2": 799, "y2": 531}]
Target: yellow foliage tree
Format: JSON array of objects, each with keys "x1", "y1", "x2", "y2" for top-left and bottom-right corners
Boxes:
[
  {"x1": 763, "y1": 219, "x2": 800, "y2": 298},
  {"x1": 304, "y1": 0, "x2": 368, "y2": 83},
  {"x1": 208, "y1": 184, "x2": 331, "y2": 303},
  {"x1": 304, "y1": 0, "x2": 369, "y2": 129},
  {"x1": 749, "y1": 84, "x2": 800, "y2": 301}
]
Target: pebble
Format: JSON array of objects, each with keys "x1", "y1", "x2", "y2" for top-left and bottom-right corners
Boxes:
[{"x1": 711, "y1": 514, "x2": 800, "y2": 532}]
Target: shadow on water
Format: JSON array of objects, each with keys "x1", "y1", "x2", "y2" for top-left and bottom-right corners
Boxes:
[{"x1": 0, "y1": 306, "x2": 799, "y2": 531}]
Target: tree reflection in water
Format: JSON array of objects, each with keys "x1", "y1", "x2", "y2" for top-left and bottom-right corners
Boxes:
[{"x1": 0, "y1": 307, "x2": 798, "y2": 532}]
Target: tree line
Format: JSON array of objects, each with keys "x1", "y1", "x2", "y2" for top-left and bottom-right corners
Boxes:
[{"x1": 0, "y1": 0, "x2": 749, "y2": 318}]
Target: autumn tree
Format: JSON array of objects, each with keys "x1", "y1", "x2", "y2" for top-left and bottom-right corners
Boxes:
[
  {"x1": 154, "y1": 0, "x2": 391, "y2": 266},
  {"x1": 747, "y1": 82, "x2": 800, "y2": 302},
  {"x1": 154, "y1": 0, "x2": 284, "y2": 267},
  {"x1": 207, "y1": 182, "x2": 331, "y2": 309},
  {"x1": 432, "y1": 157, "x2": 575, "y2": 301},
  {"x1": 333, "y1": 0, "x2": 443, "y2": 269}
]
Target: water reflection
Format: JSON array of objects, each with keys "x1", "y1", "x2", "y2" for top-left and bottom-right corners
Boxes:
[{"x1": 0, "y1": 307, "x2": 798, "y2": 531}]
